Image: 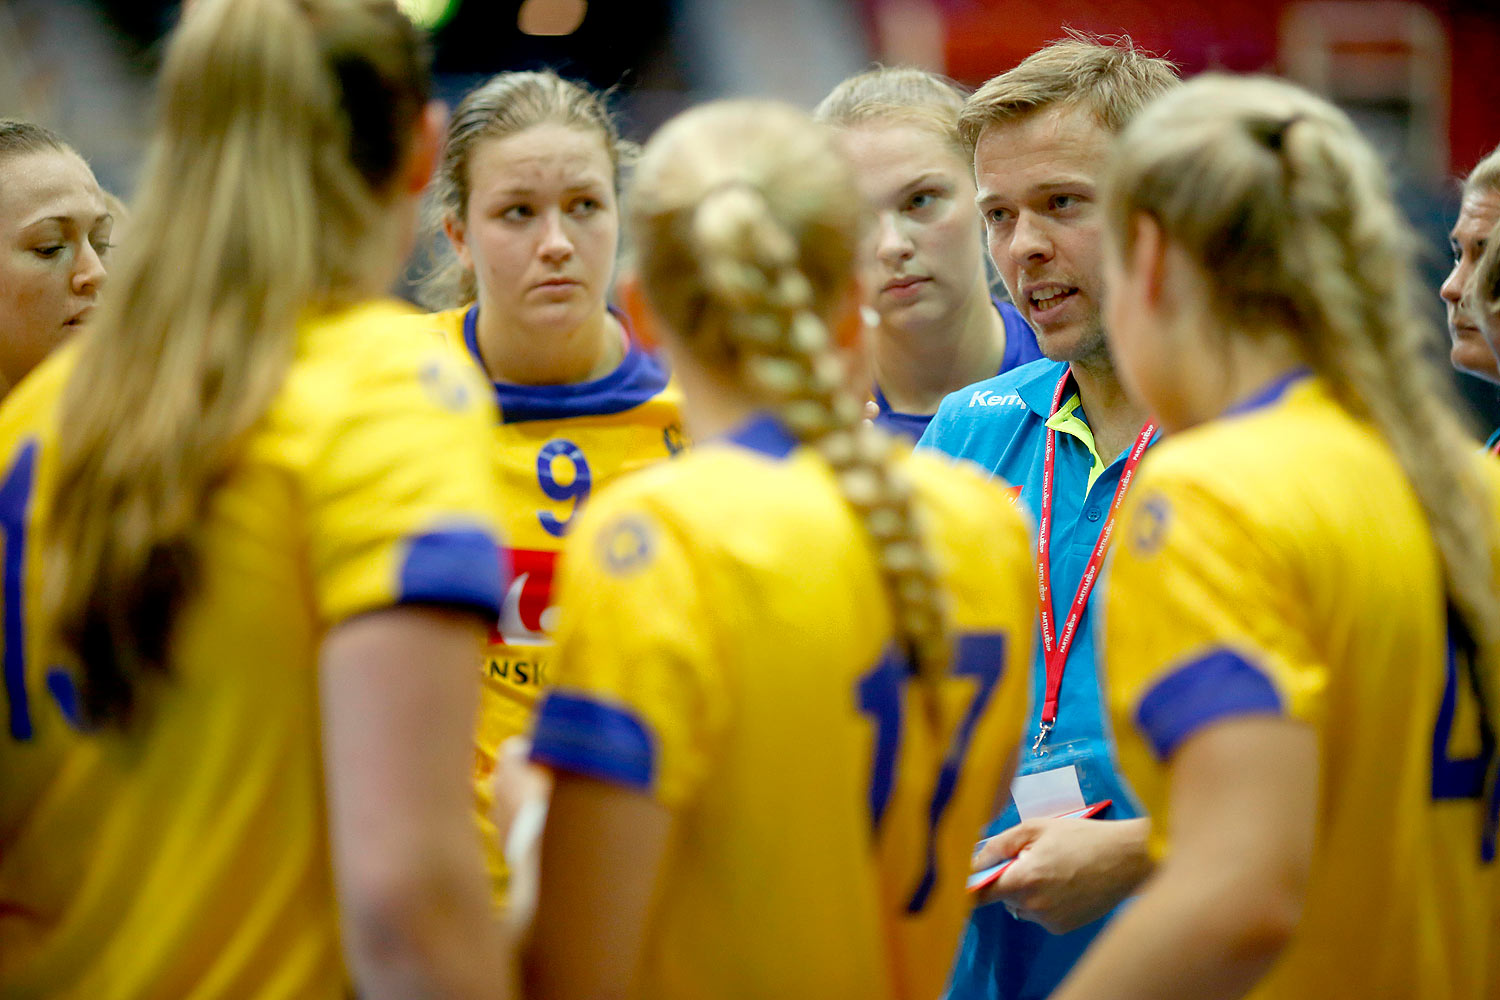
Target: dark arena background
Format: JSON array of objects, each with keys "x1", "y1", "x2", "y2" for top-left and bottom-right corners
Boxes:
[{"x1": 4, "y1": 0, "x2": 1499, "y2": 425}]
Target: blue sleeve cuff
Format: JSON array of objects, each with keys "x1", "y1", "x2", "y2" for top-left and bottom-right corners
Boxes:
[
  {"x1": 397, "y1": 526, "x2": 506, "y2": 616},
  {"x1": 531, "y1": 691, "x2": 657, "y2": 791},
  {"x1": 1135, "y1": 649, "x2": 1283, "y2": 761}
]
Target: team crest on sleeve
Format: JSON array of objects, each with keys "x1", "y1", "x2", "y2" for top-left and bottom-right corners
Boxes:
[
  {"x1": 1128, "y1": 491, "x2": 1171, "y2": 557},
  {"x1": 663, "y1": 424, "x2": 687, "y2": 456},
  {"x1": 596, "y1": 513, "x2": 656, "y2": 575},
  {"x1": 418, "y1": 355, "x2": 473, "y2": 412}
]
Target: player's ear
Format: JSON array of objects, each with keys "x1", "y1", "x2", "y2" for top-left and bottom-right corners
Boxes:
[
  {"x1": 1129, "y1": 212, "x2": 1169, "y2": 310},
  {"x1": 830, "y1": 276, "x2": 867, "y2": 352},
  {"x1": 443, "y1": 211, "x2": 472, "y2": 274},
  {"x1": 403, "y1": 100, "x2": 447, "y2": 196},
  {"x1": 618, "y1": 268, "x2": 664, "y2": 352}
]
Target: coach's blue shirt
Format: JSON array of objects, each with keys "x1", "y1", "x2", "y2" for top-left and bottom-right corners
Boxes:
[
  {"x1": 873, "y1": 299, "x2": 1043, "y2": 441},
  {"x1": 917, "y1": 358, "x2": 1152, "y2": 1000}
]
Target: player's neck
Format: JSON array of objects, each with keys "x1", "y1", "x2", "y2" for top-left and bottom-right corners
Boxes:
[
  {"x1": 874, "y1": 278, "x2": 1006, "y2": 415},
  {"x1": 1070, "y1": 354, "x2": 1149, "y2": 462},
  {"x1": 669, "y1": 349, "x2": 761, "y2": 441},
  {"x1": 1169, "y1": 330, "x2": 1309, "y2": 432},
  {"x1": 474, "y1": 303, "x2": 624, "y2": 386}
]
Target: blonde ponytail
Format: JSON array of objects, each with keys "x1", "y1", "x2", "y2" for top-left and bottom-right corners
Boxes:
[
  {"x1": 45, "y1": 0, "x2": 429, "y2": 727},
  {"x1": 1107, "y1": 74, "x2": 1500, "y2": 743},
  {"x1": 632, "y1": 101, "x2": 948, "y2": 677}
]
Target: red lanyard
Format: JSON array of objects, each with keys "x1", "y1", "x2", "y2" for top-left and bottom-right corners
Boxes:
[{"x1": 1033, "y1": 369, "x2": 1157, "y2": 755}]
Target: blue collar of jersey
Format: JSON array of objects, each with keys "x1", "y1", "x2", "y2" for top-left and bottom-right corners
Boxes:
[
  {"x1": 462, "y1": 304, "x2": 672, "y2": 424},
  {"x1": 873, "y1": 296, "x2": 1037, "y2": 422},
  {"x1": 1221, "y1": 366, "x2": 1313, "y2": 419},
  {"x1": 725, "y1": 413, "x2": 799, "y2": 459}
]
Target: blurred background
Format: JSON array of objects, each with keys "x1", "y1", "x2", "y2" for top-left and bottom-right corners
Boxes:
[{"x1": 3, "y1": 0, "x2": 1499, "y2": 426}]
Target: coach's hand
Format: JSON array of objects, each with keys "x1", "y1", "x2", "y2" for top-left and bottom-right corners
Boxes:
[{"x1": 974, "y1": 816, "x2": 1152, "y2": 934}]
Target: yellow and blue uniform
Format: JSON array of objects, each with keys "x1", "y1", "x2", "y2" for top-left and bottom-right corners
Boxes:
[
  {"x1": 395, "y1": 304, "x2": 682, "y2": 890},
  {"x1": 409, "y1": 306, "x2": 682, "y2": 767},
  {"x1": 1103, "y1": 370, "x2": 1498, "y2": 999},
  {"x1": 0, "y1": 300, "x2": 505, "y2": 999},
  {"x1": 530, "y1": 414, "x2": 1034, "y2": 1000}
]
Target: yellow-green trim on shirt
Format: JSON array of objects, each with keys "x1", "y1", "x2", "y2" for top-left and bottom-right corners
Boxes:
[{"x1": 1045, "y1": 393, "x2": 1107, "y2": 493}]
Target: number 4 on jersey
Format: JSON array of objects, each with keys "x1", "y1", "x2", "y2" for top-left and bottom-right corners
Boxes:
[{"x1": 1431, "y1": 627, "x2": 1499, "y2": 863}]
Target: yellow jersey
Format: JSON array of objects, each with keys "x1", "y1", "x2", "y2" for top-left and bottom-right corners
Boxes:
[
  {"x1": 396, "y1": 305, "x2": 683, "y2": 890},
  {"x1": 531, "y1": 415, "x2": 1034, "y2": 1000},
  {"x1": 0, "y1": 300, "x2": 505, "y2": 999},
  {"x1": 1103, "y1": 372, "x2": 1497, "y2": 999}
]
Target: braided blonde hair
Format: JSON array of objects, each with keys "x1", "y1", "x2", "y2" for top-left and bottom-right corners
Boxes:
[
  {"x1": 1106, "y1": 73, "x2": 1500, "y2": 733},
  {"x1": 630, "y1": 100, "x2": 947, "y2": 677}
]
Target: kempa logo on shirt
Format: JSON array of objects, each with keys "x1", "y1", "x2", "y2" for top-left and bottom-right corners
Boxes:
[{"x1": 968, "y1": 389, "x2": 1023, "y2": 408}]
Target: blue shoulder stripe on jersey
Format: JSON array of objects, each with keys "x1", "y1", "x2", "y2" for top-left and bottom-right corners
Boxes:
[
  {"x1": 531, "y1": 691, "x2": 656, "y2": 790},
  {"x1": 1134, "y1": 648, "x2": 1283, "y2": 761},
  {"x1": 1222, "y1": 367, "x2": 1312, "y2": 419},
  {"x1": 1486, "y1": 427, "x2": 1500, "y2": 452},
  {"x1": 397, "y1": 526, "x2": 507, "y2": 616},
  {"x1": 726, "y1": 413, "x2": 799, "y2": 459},
  {"x1": 462, "y1": 305, "x2": 672, "y2": 424}
]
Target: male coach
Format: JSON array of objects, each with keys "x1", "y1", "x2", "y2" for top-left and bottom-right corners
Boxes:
[{"x1": 917, "y1": 34, "x2": 1179, "y2": 1000}]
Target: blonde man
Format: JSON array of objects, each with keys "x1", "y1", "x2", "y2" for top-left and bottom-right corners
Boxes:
[{"x1": 916, "y1": 33, "x2": 1177, "y2": 1000}]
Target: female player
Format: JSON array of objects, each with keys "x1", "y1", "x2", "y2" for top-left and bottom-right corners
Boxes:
[
  {"x1": 522, "y1": 99, "x2": 1035, "y2": 999},
  {"x1": 1473, "y1": 219, "x2": 1500, "y2": 994},
  {"x1": 407, "y1": 72, "x2": 682, "y2": 854},
  {"x1": 0, "y1": 1, "x2": 513, "y2": 997},
  {"x1": 815, "y1": 67, "x2": 1040, "y2": 440},
  {"x1": 0, "y1": 119, "x2": 110, "y2": 398},
  {"x1": 1472, "y1": 217, "x2": 1500, "y2": 411},
  {"x1": 1051, "y1": 75, "x2": 1500, "y2": 999}
]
